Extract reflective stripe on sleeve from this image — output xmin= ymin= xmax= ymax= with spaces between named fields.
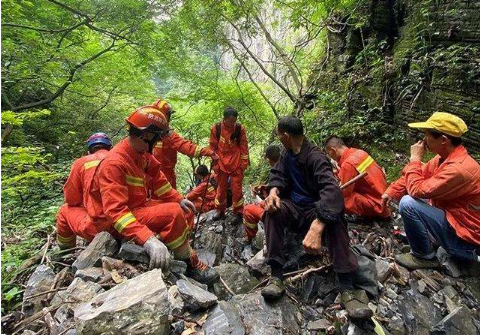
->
xmin=84 ymin=160 xmax=101 ymax=170
xmin=114 ymin=212 xmax=136 ymax=232
xmin=155 ymin=183 xmax=172 ymax=197
xmin=356 ymin=156 xmax=374 ymax=174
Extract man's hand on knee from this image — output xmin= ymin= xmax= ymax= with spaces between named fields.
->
xmin=303 ymin=219 xmax=325 ymax=255
xmin=264 ymin=188 xmax=281 ymax=213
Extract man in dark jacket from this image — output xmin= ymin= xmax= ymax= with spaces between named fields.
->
xmin=262 ymin=116 xmax=361 ymax=306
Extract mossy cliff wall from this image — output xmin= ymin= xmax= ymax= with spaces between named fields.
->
xmin=312 ymin=0 xmax=480 ymax=155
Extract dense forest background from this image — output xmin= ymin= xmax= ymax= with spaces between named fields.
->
xmin=2 ymin=0 xmax=479 ymax=312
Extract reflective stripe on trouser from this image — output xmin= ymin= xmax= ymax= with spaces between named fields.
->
xmin=243 ymin=203 xmax=265 ymax=239
xmin=132 ymin=201 xmax=190 ymax=250
xmin=56 ymin=204 xmax=98 ymax=248
xmin=161 ymin=168 xmax=177 ymax=190
xmin=215 ymin=169 xmax=244 ymax=214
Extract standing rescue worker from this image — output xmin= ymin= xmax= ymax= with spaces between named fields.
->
xmin=209 ymin=107 xmax=249 ymax=222
xmin=324 ymin=136 xmax=390 ymax=219
xmin=152 ymin=99 xmax=216 ymax=189
xmin=382 ymin=112 xmax=480 ymax=269
xmin=243 ymin=144 xmax=281 ymax=242
xmin=96 ymin=105 xmax=219 ymax=284
xmin=56 ymin=133 xmax=112 ymax=249
xmin=186 ymin=165 xmax=217 ymax=213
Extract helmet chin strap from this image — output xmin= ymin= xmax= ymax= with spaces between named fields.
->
xmin=139 ymin=133 xmax=161 ymax=154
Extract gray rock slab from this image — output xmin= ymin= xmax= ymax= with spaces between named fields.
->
xmin=307 ymin=318 xmax=331 ymax=331
xmin=203 ymin=301 xmax=245 ymax=335
xmin=431 ymin=305 xmax=478 ymax=335
xmin=74 ymin=269 xmax=170 ymax=335
xmin=74 ymin=267 xmax=104 ymax=283
xmin=72 ymin=232 xmax=118 ymax=272
xmin=398 ymin=289 xmax=442 ymax=335
xmin=22 ymin=265 xmax=55 ymax=317
xmin=231 ymin=292 xmax=302 ymax=335
xmin=167 ymin=285 xmax=185 ymax=315
xmin=213 ymin=263 xmax=259 ymax=300
xmin=177 ymin=279 xmax=217 ymax=311
xmin=375 ymin=258 xmax=391 ymax=283
xmin=246 ymin=249 xmax=270 ymax=276
xmin=117 ymin=242 xmax=149 ymax=264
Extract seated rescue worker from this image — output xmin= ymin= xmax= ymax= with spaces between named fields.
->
xmin=261 ymin=117 xmax=372 ymax=320
xmin=324 ymin=136 xmax=390 ymax=219
xmin=382 ymin=112 xmax=480 ymax=269
xmin=152 ymin=98 xmax=217 ymax=189
xmin=243 ymin=144 xmax=281 ymax=242
xmin=186 ymin=164 xmax=217 ymax=213
xmin=96 ymin=105 xmax=219 ymax=284
xmin=56 ymin=132 xmax=112 ymax=249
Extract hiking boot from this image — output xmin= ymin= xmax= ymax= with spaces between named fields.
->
xmin=341 ymin=289 xmax=373 ymax=321
xmin=395 ymin=253 xmax=439 ymax=270
xmin=212 ymin=210 xmax=226 ymax=221
xmin=261 ymin=277 xmax=286 ymax=301
xmin=186 ymin=250 xmax=219 ymax=285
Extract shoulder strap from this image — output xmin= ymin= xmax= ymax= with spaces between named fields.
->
xmin=231 ymin=123 xmax=241 ymax=145
xmin=215 ymin=123 xmax=221 ymax=141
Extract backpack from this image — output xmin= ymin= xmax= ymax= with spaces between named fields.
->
xmin=215 ymin=122 xmax=242 ymax=145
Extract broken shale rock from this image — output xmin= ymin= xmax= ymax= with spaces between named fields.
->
xmin=74 ymin=269 xmax=170 ymax=335
xmin=176 ymin=279 xmax=218 ymax=311
xmin=231 ymin=292 xmax=302 ymax=335
xmin=213 ymin=263 xmax=259 ymax=299
xmin=72 ymin=232 xmax=118 ymax=273
xmin=117 ymin=242 xmax=149 ymax=264
xmin=22 ymin=265 xmax=56 ymax=317
xmin=398 ymin=289 xmax=442 ymax=335
xmin=431 ymin=305 xmax=479 ymax=335
xmin=203 ymin=301 xmax=245 ymax=335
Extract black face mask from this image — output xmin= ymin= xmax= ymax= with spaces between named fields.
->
xmin=140 ymin=129 xmax=170 ymax=154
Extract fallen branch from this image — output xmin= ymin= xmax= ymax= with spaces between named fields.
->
xmin=40 ymin=234 xmax=52 ymax=265
xmin=23 ymin=287 xmax=68 ymax=300
xmin=219 ymin=276 xmax=236 ymax=296
xmin=286 ymin=264 xmax=332 ymax=283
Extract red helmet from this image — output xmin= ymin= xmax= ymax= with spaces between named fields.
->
xmin=125 ymin=105 xmax=169 ymax=131
xmin=152 ymin=99 xmax=173 ymax=115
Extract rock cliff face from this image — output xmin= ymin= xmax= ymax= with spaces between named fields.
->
xmin=312 ymin=0 xmax=480 ymax=155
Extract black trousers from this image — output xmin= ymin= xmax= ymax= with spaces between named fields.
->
xmin=263 ymin=199 xmax=359 ymax=273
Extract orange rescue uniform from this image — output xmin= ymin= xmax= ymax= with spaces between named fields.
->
xmin=386 ymin=145 xmax=480 ymax=245
xmin=96 ymin=138 xmax=193 ymax=249
xmin=186 ymin=173 xmax=217 ymax=213
xmin=56 ymin=149 xmax=109 ymax=248
xmin=209 ymin=122 xmax=249 ymax=215
xmin=243 ymin=201 xmax=265 ymax=240
xmin=153 ymin=131 xmax=213 ymax=189
xmin=338 ymin=147 xmax=390 ymax=218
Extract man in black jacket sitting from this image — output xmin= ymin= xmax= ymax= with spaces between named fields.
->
xmin=262 ymin=117 xmax=367 ymax=317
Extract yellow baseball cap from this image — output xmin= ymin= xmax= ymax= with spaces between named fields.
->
xmin=408 ymin=112 xmax=468 ymax=137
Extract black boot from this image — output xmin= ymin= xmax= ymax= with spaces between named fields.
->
xmin=261 ymin=277 xmax=286 ymax=301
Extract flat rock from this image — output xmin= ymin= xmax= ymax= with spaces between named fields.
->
xmin=375 ymin=258 xmax=391 ymax=283
xmin=213 ymin=263 xmax=259 ymax=300
xmin=74 ymin=267 xmax=104 ymax=283
xmin=177 ymin=279 xmax=218 ymax=311
xmin=167 ymin=285 xmax=185 ymax=315
xmin=170 ymin=260 xmax=187 ymax=276
xmin=307 ymin=318 xmax=331 ymax=331
xmin=52 ymin=278 xmax=104 ymax=331
xmin=203 ymin=301 xmax=245 ymax=335
xmin=398 ymin=289 xmax=442 ymax=335
xmin=22 ymin=265 xmax=55 ymax=317
xmin=431 ymin=305 xmax=478 ymax=335
xmin=251 ymin=225 xmax=265 ymax=251
xmin=231 ymin=292 xmax=302 ymax=335
xmin=72 ymin=232 xmax=118 ymax=273
xmin=117 ymin=242 xmax=149 ymax=264
xmin=246 ymin=250 xmax=270 ymax=276
xmin=74 ymin=269 xmax=170 ymax=335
